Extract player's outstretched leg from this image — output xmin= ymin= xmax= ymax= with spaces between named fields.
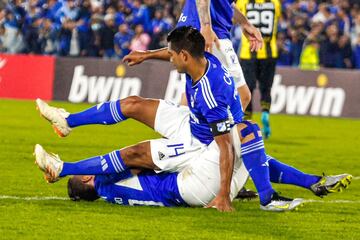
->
xmin=36 ymin=96 xmax=159 ymax=137
xmin=237 ymin=120 xmax=303 ymax=211
xmin=266 ymin=155 xmax=352 ymax=197
xmin=34 ymin=142 xmax=156 ymax=183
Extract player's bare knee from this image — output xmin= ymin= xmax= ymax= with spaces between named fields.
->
xmin=121 ymin=143 xmax=153 ymax=168
xmin=120 ymin=96 xmax=145 ymax=117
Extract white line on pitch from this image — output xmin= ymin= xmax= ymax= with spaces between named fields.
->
xmin=304 ymin=199 xmax=360 ymax=204
xmin=0 ymin=195 xmax=68 ymax=201
xmin=353 ymin=176 xmax=360 ymax=180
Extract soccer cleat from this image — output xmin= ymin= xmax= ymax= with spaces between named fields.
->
xmin=34 ymin=144 xmax=63 ymax=183
xmin=261 ymin=111 xmax=271 ymax=139
xmin=236 ymin=187 xmax=258 ymax=200
xmin=310 ymin=173 xmax=353 ymax=197
xmin=260 ymin=192 xmax=303 ymax=212
xmin=36 ymin=98 xmax=71 ymax=137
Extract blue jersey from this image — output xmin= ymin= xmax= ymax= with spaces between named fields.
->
xmin=185 ymin=52 xmax=243 ymax=145
xmin=94 ymin=170 xmax=187 ymax=207
xmin=176 ymin=0 xmax=234 ymax=39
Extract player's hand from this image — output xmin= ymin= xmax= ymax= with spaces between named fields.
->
xmin=242 ymin=23 xmax=263 ymax=52
xmin=201 ymin=24 xmax=220 ymax=53
xmin=122 ymin=50 xmax=147 ymax=66
xmin=205 ymin=194 xmax=235 ymax=212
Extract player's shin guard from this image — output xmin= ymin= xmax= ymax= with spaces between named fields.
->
xmin=59 ymin=150 xmax=127 ymax=176
xmin=66 ymin=100 xmax=127 ymax=128
xmin=241 ymin=138 xmax=275 ymax=205
xmin=267 ymin=155 xmax=321 ymax=189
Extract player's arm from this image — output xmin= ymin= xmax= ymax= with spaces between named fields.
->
xmin=195 ymin=0 xmax=220 ymax=52
xmin=232 ymin=3 xmax=263 ymax=52
xmin=122 ymin=47 xmax=170 ymax=66
xmin=206 ymin=122 xmax=235 ymax=212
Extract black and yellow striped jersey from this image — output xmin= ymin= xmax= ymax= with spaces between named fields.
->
xmin=236 ymin=0 xmax=281 ymax=59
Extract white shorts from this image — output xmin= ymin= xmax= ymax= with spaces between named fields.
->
xmin=176 ymin=140 xmax=249 ymax=206
xmin=212 ymin=38 xmax=247 ymax=88
xmin=151 ymin=100 xmax=206 ymax=172
xmin=151 ymin=100 xmax=249 ymax=206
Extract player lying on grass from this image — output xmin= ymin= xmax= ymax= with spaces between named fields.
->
xmin=35 ymin=26 xmax=351 ymax=212
xmin=34 ymin=146 xmax=352 ymax=209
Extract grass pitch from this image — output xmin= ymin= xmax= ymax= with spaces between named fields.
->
xmin=0 ymin=99 xmax=359 ymax=239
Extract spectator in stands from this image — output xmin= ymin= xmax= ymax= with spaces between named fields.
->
xmin=277 ymin=32 xmax=292 ymax=66
xmin=128 ymin=0 xmax=151 ymax=33
xmin=149 ymin=8 xmax=171 ymax=49
xmin=42 ymin=0 xmax=63 ymax=25
xmin=99 ymin=13 xmax=116 ymax=58
xmin=24 ymin=14 xmax=42 ymax=54
xmin=58 ymin=18 xmax=75 ymax=56
xmin=58 ymin=0 xmax=80 ymax=21
xmin=3 ymin=10 xmax=24 ymax=53
xmin=336 ymin=7 xmax=351 ymax=36
xmin=312 ymin=3 xmax=334 ymax=25
xmin=299 ymin=38 xmax=320 ymax=70
xmin=351 ymin=12 xmax=360 ymax=47
xmin=0 ymin=24 xmax=6 ymax=52
xmin=320 ymin=24 xmax=341 ymax=68
xmin=39 ymin=17 xmax=58 ymax=55
xmin=129 ymin=24 xmax=150 ymax=51
xmin=114 ymin=23 xmax=133 ymax=59
xmin=84 ymin=13 xmax=102 ymax=57
xmin=354 ymin=35 xmax=360 ymax=69
xmin=288 ymin=29 xmax=303 ymax=66
xmin=338 ymin=35 xmax=353 ymax=69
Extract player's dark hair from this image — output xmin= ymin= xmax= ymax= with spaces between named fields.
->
xmin=167 ymin=26 xmax=205 ymax=58
xmin=67 ymin=177 xmax=99 ymax=201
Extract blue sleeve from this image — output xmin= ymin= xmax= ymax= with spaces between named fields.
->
xmin=198 ymin=78 xmax=230 ymax=123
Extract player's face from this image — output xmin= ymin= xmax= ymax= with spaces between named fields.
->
xmin=168 ymin=43 xmax=187 ymax=73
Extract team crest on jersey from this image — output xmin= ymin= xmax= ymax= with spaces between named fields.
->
xmin=216 ymin=120 xmax=230 ymax=132
xmin=217 ymin=122 xmax=228 ymax=132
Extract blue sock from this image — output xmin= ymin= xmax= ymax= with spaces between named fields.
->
xmin=59 ymin=150 xmax=127 ymax=177
xmin=241 ymin=139 xmax=275 ymax=206
xmin=66 ymin=101 xmax=127 ymax=128
xmin=267 ymin=155 xmax=321 ymax=189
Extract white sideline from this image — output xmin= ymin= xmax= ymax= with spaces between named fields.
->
xmin=303 ymin=199 xmax=360 ymax=204
xmin=0 ymin=195 xmax=68 ymax=201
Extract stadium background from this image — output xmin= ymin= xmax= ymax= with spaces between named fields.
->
xmin=0 ymin=0 xmax=359 ymax=239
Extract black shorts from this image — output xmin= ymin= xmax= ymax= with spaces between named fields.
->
xmin=240 ymin=58 xmax=277 ymax=92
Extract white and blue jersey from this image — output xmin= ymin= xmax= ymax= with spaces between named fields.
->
xmin=94 ymin=170 xmax=188 ymax=207
xmin=176 ymin=0 xmax=234 ymax=39
xmin=185 ymin=52 xmax=243 ymax=145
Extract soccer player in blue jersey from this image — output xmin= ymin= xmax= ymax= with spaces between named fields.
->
xmin=123 ymin=0 xmax=262 ymax=110
xmin=35 ymin=27 xmax=351 ymax=211
xmin=34 ymin=147 xmax=352 ymax=208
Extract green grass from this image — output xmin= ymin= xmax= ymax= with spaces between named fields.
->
xmin=0 ymin=99 xmax=359 ymax=239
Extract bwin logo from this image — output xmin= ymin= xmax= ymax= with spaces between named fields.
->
xmin=68 ymin=65 xmax=142 ymax=103
xmin=270 ymin=74 xmax=345 ymax=117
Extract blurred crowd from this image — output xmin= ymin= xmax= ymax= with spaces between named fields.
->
xmin=0 ymin=0 xmax=180 ymax=58
xmin=0 ymin=0 xmax=360 ymax=69
xmin=276 ymin=0 xmax=360 ymax=69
